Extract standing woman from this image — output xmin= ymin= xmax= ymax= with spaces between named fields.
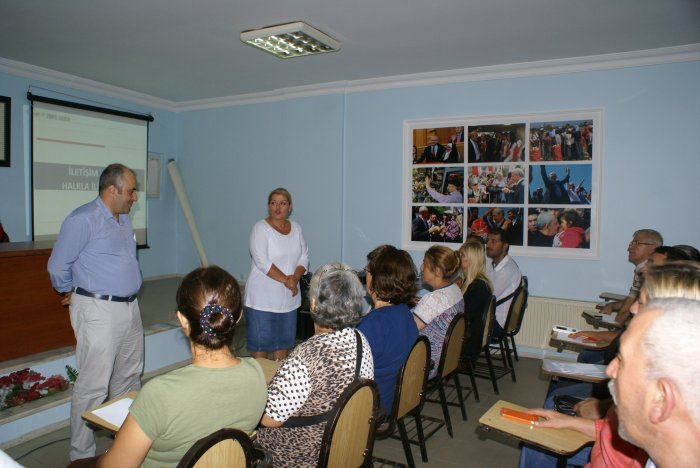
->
xmin=458 ymin=242 xmax=493 ymax=358
xmin=245 ymin=188 xmax=309 ymax=361
xmin=413 ymin=246 xmax=464 ymax=378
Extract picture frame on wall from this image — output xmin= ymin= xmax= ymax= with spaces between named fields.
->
xmin=0 ymin=96 xmax=9 ymax=167
xmin=403 ymin=109 xmax=602 ymax=259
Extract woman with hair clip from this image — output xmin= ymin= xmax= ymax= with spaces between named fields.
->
xmin=257 ymin=263 xmax=374 ymax=468
xmin=93 ymin=266 xmax=267 ymax=468
xmin=413 ymin=245 xmax=464 ymax=379
xmin=457 ymin=241 xmax=493 ymax=358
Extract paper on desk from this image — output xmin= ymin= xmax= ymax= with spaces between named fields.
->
xmin=600 ymin=314 xmax=618 ymax=324
xmin=92 ymin=398 xmax=133 ymax=429
xmin=542 ymin=360 xmax=608 ymax=379
xmin=553 ymin=331 xmax=589 ymax=343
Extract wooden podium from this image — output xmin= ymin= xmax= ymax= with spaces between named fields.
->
xmin=0 ymin=242 xmax=75 ymax=361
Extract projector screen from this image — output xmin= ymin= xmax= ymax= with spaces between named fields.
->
xmin=29 ymin=94 xmax=152 ymax=245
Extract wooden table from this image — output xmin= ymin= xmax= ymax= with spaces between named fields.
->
xmin=479 ymin=400 xmax=594 ymax=468
xmin=582 ymin=311 xmax=622 ymax=330
xmin=549 ymin=330 xmax=610 ymax=353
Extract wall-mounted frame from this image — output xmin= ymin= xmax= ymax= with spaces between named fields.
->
xmin=403 ymin=109 xmax=602 ymax=259
xmin=0 ymin=96 xmax=10 ymax=167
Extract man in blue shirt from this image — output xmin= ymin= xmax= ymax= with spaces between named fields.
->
xmin=48 ymin=163 xmax=143 ymax=461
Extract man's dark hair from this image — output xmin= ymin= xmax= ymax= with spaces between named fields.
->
xmin=487 ymin=227 xmax=509 ymax=244
xmin=99 ymin=163 xmax=132 ymax=193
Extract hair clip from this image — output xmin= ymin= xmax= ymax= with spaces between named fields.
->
xmin=199 ymin=303 xmax=233 ymax=337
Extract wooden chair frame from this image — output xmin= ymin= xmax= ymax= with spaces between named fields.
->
xmin=373 ymin=336 xmax=431 ymax=468
xmin=177 ymin=428 xmax=260 ymax=468
xmin=425 ymin=313 xmax=468 ymax=438
xmin=317 ymin=378 xmax=379 ymax=468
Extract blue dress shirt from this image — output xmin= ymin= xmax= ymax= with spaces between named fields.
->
xmin=48 ymin=197 xmax=142 ymax=297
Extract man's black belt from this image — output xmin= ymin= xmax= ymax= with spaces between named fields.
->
xmin=74 ymin=287 xmax=137 ymax=303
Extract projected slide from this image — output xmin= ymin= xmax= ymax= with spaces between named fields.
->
xmin=31 ymin=99 xmax=149 ymax=244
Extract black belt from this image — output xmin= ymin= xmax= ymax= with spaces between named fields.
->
xmin=74 ymin=287 xmax=137 ymax=303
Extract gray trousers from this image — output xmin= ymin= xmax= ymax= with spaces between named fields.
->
xmin=69 ymin=295 xmax=144 ymax=460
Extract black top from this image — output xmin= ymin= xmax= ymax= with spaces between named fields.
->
xmin=462 ymin=278 xmax=493 ymax=357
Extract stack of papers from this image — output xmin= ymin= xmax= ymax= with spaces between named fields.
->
xmin=92 ymin=397 xmax=133 ymax=429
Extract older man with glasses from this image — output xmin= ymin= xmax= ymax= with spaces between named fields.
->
xmin=601 ymin=229 xmax=663 ymax=324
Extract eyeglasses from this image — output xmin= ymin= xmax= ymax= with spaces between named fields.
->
xmin=629 ymin=240 xmax=657 ymax=246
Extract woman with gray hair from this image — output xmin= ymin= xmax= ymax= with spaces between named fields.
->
xmin=256 ymin=263 xmax=374 ymax=468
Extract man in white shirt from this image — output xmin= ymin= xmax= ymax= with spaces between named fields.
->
xmin=606 ymin=298 xmax=700 ymax=468
xmin=485 ymin=227 xmax=522 ymax=336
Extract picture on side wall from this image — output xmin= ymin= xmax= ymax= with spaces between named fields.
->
xmin=529 ymin=164 xmax=592 ymax=205
xmin=529 ymin=119 xmax=593 ymax=162
xmin=526 ymin=207 xmax=591 ymax=249
xmin=466 ymin=165 xmax=526 ymax=205
xmin=404 ymin=110 xmax=601 ymax=258
xmin=413 ymin=127 xmax=465 ymax=164
xmin=466 ymin=123 xmax=526 ymax=163
xmin=467 ymin=206 xmax=524 ymax=246
xmin=411 ymin=206 xmax=464 ymax=244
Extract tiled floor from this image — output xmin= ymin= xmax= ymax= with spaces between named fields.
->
xmin=6 ymin=357 xmax=550 ymax=467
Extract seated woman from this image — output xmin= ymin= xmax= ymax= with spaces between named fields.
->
xmin=358 ymin=245 xmax=419 ymax=415
xmin=256 ymin=263 xmax=374 ymax=468
xmin=457 ymin=241 xmax=493 ymax=358
xmin=97 ymin=266 xmax=267 ymax=467
xmin=413 ymin=246 xmax=464 ymax=379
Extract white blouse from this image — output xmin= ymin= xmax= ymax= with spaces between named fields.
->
xmin=244 ymin=219 xmax=309 ymax=313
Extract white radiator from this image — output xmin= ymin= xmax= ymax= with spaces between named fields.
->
xmin=514 ymin=296 xmax=598 ymax=358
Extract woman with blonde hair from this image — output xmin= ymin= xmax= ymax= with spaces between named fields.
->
xmin=413 ymin=245 xmax=464 ymax=378
xmin=458 ymin=241 xmax=494 ymax=358
xmin=244 ymin=187 xmax=309 ymax=361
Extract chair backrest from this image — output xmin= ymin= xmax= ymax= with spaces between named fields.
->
xmin=394 ymin=336 xmax=431 ymax=420
xmin=317 ymin=378 xmax=379 ymax=468
xmin=436 ymin=313 xmax=466 ymax=379
xmin=177 ymin=428 xmax=256 ymax=468
xmin=504 ymin=278 xmax=529 ymax=335
xmin=480 ymin=296 xmax=497 ymax=351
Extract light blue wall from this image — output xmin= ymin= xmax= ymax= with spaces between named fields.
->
xmin=178 ymin=60 xmax=700 ymax=301
xmin=341 ymin=62 xmax=700 ymax=300
xmin=176 ymin=94 xmax=345 ymax=276
xmin=2 ymin=59 xmax=699 ymax=301
xmin=0 ymin=71 xmax=179 ymax=278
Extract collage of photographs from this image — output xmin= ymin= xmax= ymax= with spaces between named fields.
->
xmin=409 ymin=116 xmax=596 ymax=254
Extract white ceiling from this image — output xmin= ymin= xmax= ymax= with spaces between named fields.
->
xmin=1 ymin=0 xmax=699 ymax=103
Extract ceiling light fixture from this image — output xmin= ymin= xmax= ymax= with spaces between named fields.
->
xmin=240 ymin=21 xmax=340 ymax=59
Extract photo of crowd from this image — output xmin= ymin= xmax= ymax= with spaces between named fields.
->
xmin=465 ymin=124 xmax=526 ymax=163
xmin=529 ymin=164 xmax=592 ymax=205
xmin=411 ymin=206 xmax=464 ymax=243
xmin=526 ymin=207 xmax=591 ymax=249
xmin=466 ymin=207 xmax=525 ymax=246
xmin=529 ymin=120 xmax=593 ymax=162
xmin=466 ymin=165 xmax=526 ymax=204
xmin=412 ymin=167 xmax=464 ymax=203
xmin=412 ymin=126 xmax=465 ymax=164
xmin=407 ymin=112 xmax=599 ymax=254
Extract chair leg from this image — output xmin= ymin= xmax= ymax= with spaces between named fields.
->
xmin=465 ymin=361 xmax=480 ymax=402
xmin=437 ymin=380 xmax=453 ymax=437
xmin=502 ymin=338 xmax=517 ymax=382
xmin=413 ymin=413 xmax=428 ymax=463
xmin=397 ymin=419 xmax=416 ymax=468
xmin=485 ymin=349 xmax=499 ymax=394
xmin=452 ymin=373 xmax=467 ymax=421
xmin=510 ymin=334 xmax=519 ymax=361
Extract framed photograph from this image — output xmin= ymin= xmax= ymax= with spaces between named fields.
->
xmin=403 ymin=110 xmax=602 ymax=258
xmin=0 ymin=96 xmax=9 ymax=167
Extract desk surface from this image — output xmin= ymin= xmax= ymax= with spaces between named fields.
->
xmin=582 ymin=311 xmax=622 ymax=330
xmin=549 ymin=330 xmax=610 ymax=353
xmin=541 ymin=359 xmax=608 ymax=383
xmin=479 ymin=400 xmax=594 ymax=455
xmin=82 ymin=358 xmax=280 ymax=433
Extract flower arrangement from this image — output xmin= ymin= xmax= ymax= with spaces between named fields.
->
xmin=0 ymin=368 xmax=69 ymax=410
